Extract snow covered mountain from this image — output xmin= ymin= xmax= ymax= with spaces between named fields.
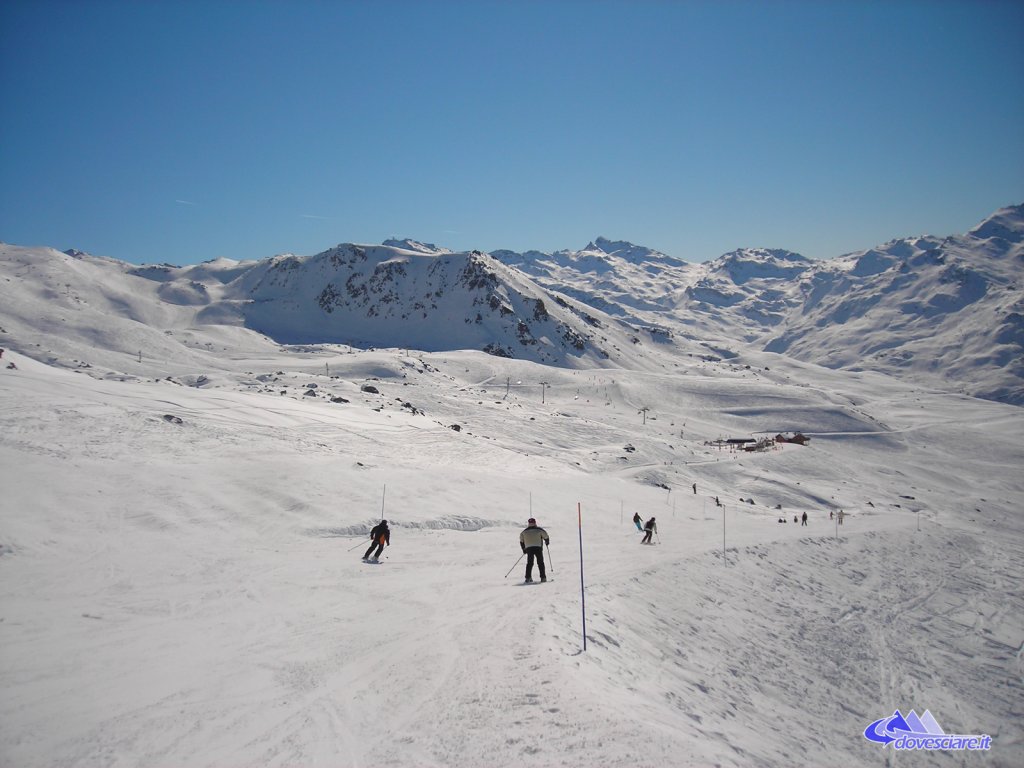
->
xmin=763 ymin=210 xmax=1024 ymax=404
xmin=491 ymin=206 xmax=1024 ymax=404
xmin=226 ymin=244 xmax=626 ymax=365
xmin=0 ymin=241 xmax=678 ymax=378
xmin=491 ymin=237 xmax=694 ymax=322
xmin=1 ymin=205 xmax=1021 ymax=402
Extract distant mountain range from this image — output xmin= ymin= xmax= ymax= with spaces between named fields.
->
xmin=1 ymin=204 xmax=1021 ymax=403
xmin=489 ymin=205 xmax=1024 ymax=404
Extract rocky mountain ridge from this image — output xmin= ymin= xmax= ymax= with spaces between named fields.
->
xmin=0 ymin=240 xmax=666 ymax=377
xmin=1 ymin=204 xmax=1021 ymax=403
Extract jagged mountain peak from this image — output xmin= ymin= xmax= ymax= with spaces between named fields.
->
xmin=712 ymin=249 xmax=815 ymax=270
xmin=714 ymin=247 xmax=811 ymax=266
xmin=585 ymin=237 xmax=637 ymax=253
xmin=582 ymin=237 xmax=675 ymax=264
xmin=139 ymin=240 xmax=639 ymax=367
xmin=705 ymin=247 xmax=812 ymax=285
xmin=967 ymin=203 xmax=1024 ymax=244
xmin=381 ymin=238 xmax=452 ymax=255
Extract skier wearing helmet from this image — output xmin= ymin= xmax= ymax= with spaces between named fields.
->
xmin=519 ymin=518 xmax=550 ymax=583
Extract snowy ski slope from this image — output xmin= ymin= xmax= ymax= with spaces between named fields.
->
xmin=2 ymin=342 xmax=1021 ymax=767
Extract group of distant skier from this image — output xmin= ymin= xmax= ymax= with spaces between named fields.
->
xmin=779 ymin=511 xmax=810 ymax=525
xmin=357 ymin=511 xmax=656 ymax=583
xmin=359 ymin=516 xmax=554 ymax=582
xmin=357 ymin=494 xmax=836 ymax=582
xmin=632 ymin=511 xmax=658 ymax=544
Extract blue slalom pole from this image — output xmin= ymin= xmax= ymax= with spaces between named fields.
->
xmin=578 ymin=502 xmax=587 ymax=652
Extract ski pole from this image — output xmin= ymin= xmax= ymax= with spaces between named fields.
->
xmin=347 ymin=539 xmax=369 ymax=552
xmin=504 ymin=552 xmax=525 ymax=578
xmin=545 ymin=541 xmax=554 ymax=573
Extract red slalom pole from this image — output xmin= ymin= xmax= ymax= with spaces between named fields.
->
xmin=578 ymin=502 xmax=587 ymax=652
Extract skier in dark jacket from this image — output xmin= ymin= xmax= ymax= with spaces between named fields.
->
xmin=642 ymin=517 xmax=657 ymax=544
xmin=519 ymin=518 xmax=550 ymax=583
xmin=363 ymin=519 xmax=390 ymax=562
xmin=632 ymin=511 xmax=643 ymax=532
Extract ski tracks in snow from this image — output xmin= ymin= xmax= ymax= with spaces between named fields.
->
xmin=529 ymin=523 xmax=1024 ymax=768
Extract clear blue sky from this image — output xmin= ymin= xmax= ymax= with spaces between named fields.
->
xmin=2 ymin=0 xmax=1022 ymax=265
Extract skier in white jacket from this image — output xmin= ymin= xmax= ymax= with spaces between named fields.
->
xmin=519 ymin=518 xmax=550 ymax=583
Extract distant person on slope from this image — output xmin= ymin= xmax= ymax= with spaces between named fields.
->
xmin=632 ymin=512 xmax=643 ymax=532
xmin=801 ymin=511 xmax=808 ymax=526
xmin=363 ymin=519 xmax=390 ymax=562
xmin=519 ymin=518 xmax=550 ymax=583
xmin=642 ymin=517 xmax=657 ymax=544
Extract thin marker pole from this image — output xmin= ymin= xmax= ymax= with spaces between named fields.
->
xmin=578 ymin=502 xmax=587 ymax=652
xmin=722 ymin=504 xmax=726 ymax=565
xmin=381 ymin=484 xmax=387 ymax=519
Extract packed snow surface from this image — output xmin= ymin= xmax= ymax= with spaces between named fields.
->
xmin=1 ymin=340 xmax=1022 ymax=767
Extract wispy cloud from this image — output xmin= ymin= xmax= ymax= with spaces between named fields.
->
xmin=175 ymin=199 xmax=198 ymax=206
xmin=300 ymin=214 xmax=329 ymax=220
